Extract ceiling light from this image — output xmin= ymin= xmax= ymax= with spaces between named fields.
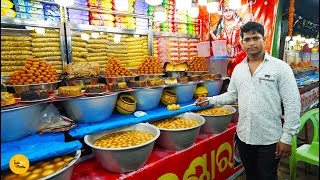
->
xmin=114 ymin=34 xmax=121 ymax=43
xmin=91 ymin=32 xmax=99 ymax=38
xmin=35 ymin=28 xmax=45 ymax=34
xmin=81 ymin=33 xmax=90 ymax=40
xmin=25 ymin=26 xmax=35 ymax=30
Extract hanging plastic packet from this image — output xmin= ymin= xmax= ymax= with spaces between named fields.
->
xmin=34 ymin=104 xmax=76 ymax=134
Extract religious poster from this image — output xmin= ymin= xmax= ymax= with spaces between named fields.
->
xmin=199 ymin=0 xmax=280 ymax=76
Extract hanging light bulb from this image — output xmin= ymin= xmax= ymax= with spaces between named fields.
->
xmin=154 ymin=6 xmax=166 ymax=22
xmin=25 ymin=26 xmax=35 ymax=30
xmin=188 ymin=3 xmax=199 ymax=18
xmin=176 ymin=0 xmax=192 ymax=12
xmin=228 ymin=0 xmax=242 ymax=10
xmin=91 ymin=32 xmax=99 ymax=38
xmin=285 ymin=36 xmax=291 ymax=42
xmin=145 ymin=0 xmax=163 ymax=6
xmin=308 ymin=44 xmax=314 ymax=48
xmin=207 ymin=0 xmax=219 ymax=13
xmin=114 ymin=34 xmax=121 ymax=43
xmin=54 ymin=0 xmax=74 ymax=7
xmin=35 ymin=28 xmax=45 ymax=34
xmin=115 ymin=0 xmax=128 ymax=11
xmin=198 ymin=0 xmax=207 ymax=6
xmin=310 ymin=38 xmax=315 ymax=43
xmin=81 ymin=33 xmax=90 ymax=40
xmin=134 ymin=35 xmax=140 ymax=38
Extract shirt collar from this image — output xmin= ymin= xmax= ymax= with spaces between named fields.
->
xmin=243 ymin=51 xmax=270 ymax=64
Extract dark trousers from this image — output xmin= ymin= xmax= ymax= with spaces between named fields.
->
xmin=235 ymin=134 xmax=280 ymax=180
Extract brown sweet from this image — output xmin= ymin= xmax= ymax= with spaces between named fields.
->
xmin=62 ymin=62 xmax=100 ymax=79
xmin=187 ymin=57 xmax=208 ymax=71
xmin=8 ymin=58 xmax=59 ymax=85
xmin=104 ymin=57 xmax=135 ymax=77
xmin=136 ymin=56 xmax=163 ymax=74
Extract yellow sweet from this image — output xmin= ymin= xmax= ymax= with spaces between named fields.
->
xmin=152 ymin=118 xmax=200 ymax=129
xmin=167 ymin=104 xmax=180 ymax=111
xmin=197 ymin=107 xmax=232 ymax=115
xmin=93 ymin=130 xmax=154 ymax=148
xmin=2 ymin=155 xmax=74 ymax=180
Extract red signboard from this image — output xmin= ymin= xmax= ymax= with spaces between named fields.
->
xmin=300 ymin=86 xmax=319 ymax=113
xmin=72 ymin=123 xmax=243 ymax=180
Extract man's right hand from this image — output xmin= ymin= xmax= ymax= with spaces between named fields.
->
xmin=195 ymin=97 xmax=209 ymax=107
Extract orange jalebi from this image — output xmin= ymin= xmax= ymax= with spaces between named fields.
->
xmin=288 ymin=0 xmax=295 ymax=37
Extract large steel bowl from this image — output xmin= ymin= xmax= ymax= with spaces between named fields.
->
xmin=129 ymin=87 xmax=164 ymax=111
xmin=7 ymin=81 xmax=60 ymax=95
xmin=41 ymin=150 xmax=81 ymax=180
xmin=152 ymin=112 xmax=205 ymax=150
xmin=200 ymin=79 xmax=223 ymax=96
xmin=198 ymin=105 xmax=236 ymax=134
xmin=169 ymin=82 xmax=197 ymax=104
xmin=231 ymin=104 xmax=239 ymax=122
xmin=64 ymin=77 xmax=100 ymax=89
xmin=62 ymin=92 xmax=118 ymax=124
xmin=1 ymin=103 xmax=47 ymax=142
xmin=84 ymin=123 xmax=160 ymax=173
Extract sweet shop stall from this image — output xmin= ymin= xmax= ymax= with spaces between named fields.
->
xmin=280 ymin=0 xmax=319 ymax=114
xmin=0 ymin=0 xmax=301 ymax=179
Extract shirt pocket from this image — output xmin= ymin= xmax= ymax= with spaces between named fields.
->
xmin=257 ymin=77 xmax=278 ymax=90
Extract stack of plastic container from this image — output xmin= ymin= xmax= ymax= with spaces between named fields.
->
xmin=88 ymin=0 xmax=114 ymax=26
xmin=135 ymin=0 xmax=148 ymax=31
xmin=134 ymin=0 xmax=148 ymax=15
xmin=188 ymin=39 xmax=198 ymax=58
xmin=43 ymin=3 xmax=60 ymax=22
xmin=68 ymin=0 xmax=89 ymax=25
xmin=1 ymin=0 xmax=16 ymax=18
xmin=157 ymin=37 xmax=169 ymax=64
xmin=13 ymin=0 xmax=44 ymax=20
xmin=174 ymin=10 xmax=187 ymax=34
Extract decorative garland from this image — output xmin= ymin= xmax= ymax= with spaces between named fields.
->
xmin=288 ymin=0 xmax=294 ymax=36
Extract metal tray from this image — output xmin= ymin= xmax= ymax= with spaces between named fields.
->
xmin=186 ymin=71 xmax=209 ymax=75
xmin=138 ymin=74 xmax=164 ymax=81
xmin=19 ymin=96 xmax=53 ymax=103
xmin=1 ymin=100 xmax=20 ymax=107
xmin=104 ymin=75 xmax=138 ymax=83
xmin=7 ymin=81 xmax=60 ymax=95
